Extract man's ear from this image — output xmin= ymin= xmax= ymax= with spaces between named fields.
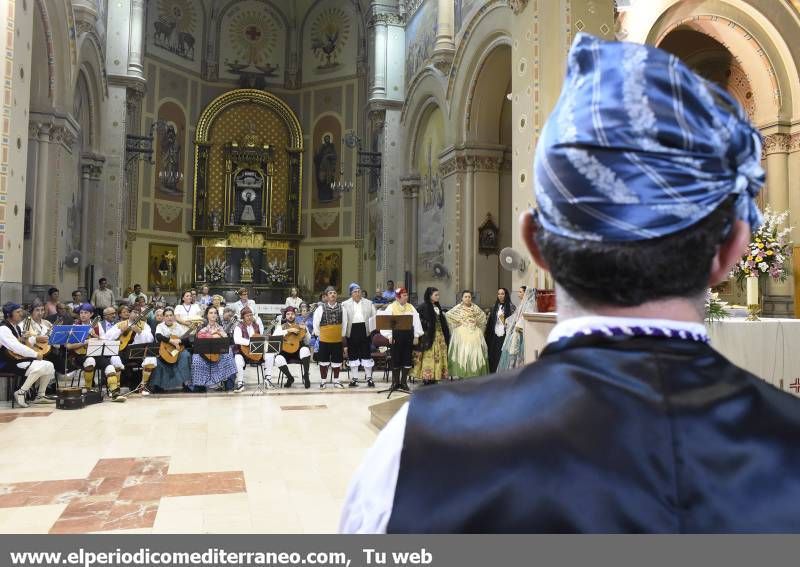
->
xmin=708 ymin=219 xmax=750 ymax=286
xmin=520 ymin=210 xmax=550 ymax=271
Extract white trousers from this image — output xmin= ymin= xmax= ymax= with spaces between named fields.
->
xmin=234 ymin=353 xmax=274 ymax=383
xmin=17 ymin=360 xmax=55 ymax=394
xmin=348 ymin=358 xmax=375 ymax=380
xmin=82 ymin=357 xmax=116 ymax=377
xmin=274 ymin=347 xmax=311 ymax=368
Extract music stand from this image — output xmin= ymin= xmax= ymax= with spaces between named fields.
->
xmin=375 ymin=314 xmax=413 ymax=399
xmin=86 ymin=339 xmax=120 ymax=395
xmin=50 ymin=325 xmax=90 ymax=391
xmin=193 ymin=338 xmax=231 ymax=357
xmin=251 ymin=337 xmax=282 ymax=395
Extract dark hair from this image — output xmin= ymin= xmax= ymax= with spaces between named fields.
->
xmin=535 ymin=197 xmax=736 ymax=307
xmin=133 ymin=283 xmax=141 ymax=289
xmin=48 ymin=287 xmax=59 ymax=296
xmin=163 ymin=307 xmax=175 ymax=315
xmin=72 ymin=290 xmax=81 ymax=297
xmin=461 ymin=289 xmax=473 ymax=298
xmin=496 ymin=288 xmax=511 ymax=305
xmin=423 ymin=287 xmax=439 ymax=304
xmin=520 ymin=285 xmax=527 ymax=292
xmin=99 ymin=278 xmax=107 ymax=284
xmin=387 ymin=280 xmax=394 ymax=286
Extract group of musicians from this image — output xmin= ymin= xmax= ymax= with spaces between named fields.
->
xmin=1 ymin=282 xmax=423 ymax=407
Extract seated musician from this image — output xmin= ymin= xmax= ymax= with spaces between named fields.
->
xmin=313 ymin=286 xmax=349 ymax=389
xmin=232 ymin=307 xmax=269 ymax=393
xmin=66 ymin=303 xmax=123 ymax=400
xmin=26 ymin=301 xmax=60 ymax=367
xmin=1 ymin=302 xmax=56 ymax=408
xmin=190 ymin=306 xmax=237 ymax=392
xmin=103 ymin=305 xmax=158 ymax=396
xmin=100 ymin=306 xmax=118 ymax=334
xmin=270 ymin=306 xmax=311 ymax=389
xmin=151 ymin=307 xmax=193 ymax=392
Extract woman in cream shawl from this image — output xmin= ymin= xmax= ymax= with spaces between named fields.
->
xmin=445 ymin=290 xmax=488 ymax=378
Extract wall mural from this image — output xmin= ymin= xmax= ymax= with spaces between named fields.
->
xmin=147 ymin=0 xmax=202 ymax=72
xmin=149 ymin=243 xmax=179 ymax=292
xmin=314 ymin=248 xmax=342 ymax=293
xmin=312 ymin=115 xmax=342 ymax=208
xmin=303 ymin=1 xmax=357 ymax=82
xmin=416 ymin=107 xmax=446 ymax=287
xmin=154 ymin=102 xmax=186 ymax=203
xmin=220 ymin=1 xmax=285 ymax=85
xmin=454 ymin=0 xmax=483 ymax=34
xmin=405 ymin=0 xmax=437 ymax=83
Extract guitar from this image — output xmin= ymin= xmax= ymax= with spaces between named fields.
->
xmin=280 ymin=324 xmax=307 ymax=354
xmin=158 ymin=321 xmax=200 ymax=364
xmin=72 ymin=317 xmax=102 ymax=356
xmin=202 ymin=315 xmax=239 ymax=363
xmin=240 ymin=326 xmax=263 ymax=363
xmin=32 ymin=317 xmax=62 ymax=358
xmin=117 ymin=306 xmax=154 ymax=351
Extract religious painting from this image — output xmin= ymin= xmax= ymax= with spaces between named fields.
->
xmin=310 ymin=7 xmax=351 ymax=71
xmin=154 ymin=102 xmax=186 ymax=201
xmin=312 ymin=116 xmax=342 ymax=207
xmin=220 ymin=0 xmax=285 ymax=85
xmin=149 ymin=243 xmax=179 ymax=292
xmin=147 ymin=0 xmax=202 ymax=72
xmin=303 ymin=1 xmax=357 ymax=81
xmin=313 ymin=249 xmax=342 ymax=293
xmin=405 ymin=0 xmax=437 ymax=82
xmin=416 ymin=107 xmax=446 ymax=287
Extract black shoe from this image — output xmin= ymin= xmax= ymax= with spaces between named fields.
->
xmin=284 ymin=377 xmax=294 ymax=388
xmin=303 ymin=376 xmax=310 ymax=389
xmin=367 ymin=379 xmax=375 ymax=388
xmin=349 ymin=379 xmax=358 ymax=388
xmin=397 ymin=383 xmax=411 ymax=392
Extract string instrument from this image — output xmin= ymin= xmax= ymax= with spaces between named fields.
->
xmin=73 ymin=317 xmax=102 ymax=356
xmin=158 ymin=320 xmax=201 ymax=364
xmin=199 ymin=315 xmax=237 ymax=363
xmin=32 ymin=317 xmax=62 ymax=357
xmin=6 ymin=317 xmax=35 ymax=360
xmin=280 ymin=323 xmax=307 ymax=354
xmin=117 ymin=305 xmax=154 ymax=351
xmin=240 ymin=323 xmax=264 ymax=363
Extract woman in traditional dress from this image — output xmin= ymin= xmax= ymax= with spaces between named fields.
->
xmin=445 ymin=290 xmax=488 ymax=378
xmin=485 ymin=288 xmax=516 ymax=373
xmin=413 ymin=287 xmax=450 ymax=384
xmin=151 ymin=307 xmax=193 ymax=392
xmin=497 ymin=287 xmax=537 ymax=371
xmin=190 ymin=306 xmax=238 ymax=391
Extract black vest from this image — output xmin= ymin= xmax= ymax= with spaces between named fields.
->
xmin=387 ymin=333 xmax=800 ymax=533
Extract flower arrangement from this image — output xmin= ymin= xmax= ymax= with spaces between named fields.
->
xmin=260 ymin=261 xmax=292 ymax=286
xmin=205 ymin=257 xmax=228 ymax=283
xmin=704 ymin=289 xmax=729 ymax=322
xmin=731 ymin=207 xmax=793 ymax=285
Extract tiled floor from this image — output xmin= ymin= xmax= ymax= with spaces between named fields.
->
xmin=0 ymin=366 xmax=398 ymax=533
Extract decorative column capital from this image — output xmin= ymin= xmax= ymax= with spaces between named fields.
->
xmin=762 ymin=133 xmax=792 ymax=156
xmin=401 ymin=174 xmax=422 ymax=198
xmin=369 ymin=12 xmax=404 ymax=28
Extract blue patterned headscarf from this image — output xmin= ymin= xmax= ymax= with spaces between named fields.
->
xmin=534 ymin=33 xmax=765 ymax=242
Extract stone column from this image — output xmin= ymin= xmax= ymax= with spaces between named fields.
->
xmin=401 ymin=174 xmax=421 ymax=288
xmin=127 ymin=0 xmax=145 ymax=81
xmin=763 ymin=133 xmax=792 ymax=303
xmin=370 ymin=14 xmax=388 ymax=99
xmin=787 ymin=133 xmax=800 ymax=317
xmin=33 ymin=124 xmax=52 ymax=284
xmin=80 ymin=163 xmax=92 ymax=280
xmin=463 ymin=158 xmax=476 ymax=291
xmin=433 ymin=0 xmax=455 ymax=62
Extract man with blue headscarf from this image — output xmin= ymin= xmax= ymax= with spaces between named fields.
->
xmin=339 ymin=33 xmax=800 ymax=533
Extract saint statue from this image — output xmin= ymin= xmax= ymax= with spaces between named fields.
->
xmin=240 ymin=249 xmax=254 ymax=284
xmin=314 ymin=134 xmax=337 ymax=203
xmin=240 ymin=188 xmax=257 ymax=223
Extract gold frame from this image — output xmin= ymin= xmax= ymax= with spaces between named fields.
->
xmin=193 ymin=89 xmax=304 ymax=232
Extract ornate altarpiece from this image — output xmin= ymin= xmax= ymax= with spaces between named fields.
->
xmin=190 ymin=90 xmax=303 ymax=299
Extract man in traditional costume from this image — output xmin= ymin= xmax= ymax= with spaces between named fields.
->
xmin=313 ymin=286 xmax=348 ymax=388
xmin=269 ymin=306 xmax=312 ymax=389
xmin=379 ymin=288 xmax=423 ymax=393
xmin=340 ymin=33 xmax=800 ymax=533
xmin=342 ymin=282 xmax=377 ymax=387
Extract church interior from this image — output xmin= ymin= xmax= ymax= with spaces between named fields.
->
xmin=0 ymin=0 xmax=799 ymax=534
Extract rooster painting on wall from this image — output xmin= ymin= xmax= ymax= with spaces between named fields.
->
xmin=310 ymin=7 xmax=350 ymax=71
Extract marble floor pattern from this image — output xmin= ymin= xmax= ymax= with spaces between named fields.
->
xmin=0 ymin=366 xmax=401 ymax=534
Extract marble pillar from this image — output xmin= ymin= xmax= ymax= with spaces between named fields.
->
xmin=127 ymin=0 xmax=145 ymax=81
xmin=433 ymin=0 xmax=456 ymax=60
xmin=33 ymin=124 xmax=52 ymax=284
xmin=401 ymin=175 xmax=421 ymax=289
xmin=370 ymin=16 xmax=388 ymax=99
xmin=463 ymin=159 xmax=476 ymax=291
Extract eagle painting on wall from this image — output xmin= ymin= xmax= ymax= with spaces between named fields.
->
xmin=310 ymin=7 xmax=351 ymax=71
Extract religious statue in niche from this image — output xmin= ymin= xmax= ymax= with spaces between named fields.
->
xmin=159 ymin=124 xmax=183 ymax=194
xmin=234 ymin=169 xmax=264 ymax=225
xmin=310 ymin=8 xmax=351 ymax=71
xmin=314 ymin=134 xmax=337 ymax=203
xmin=240 ymin=249 xmax=254 ymax=284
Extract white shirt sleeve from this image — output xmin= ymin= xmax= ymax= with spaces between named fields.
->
xmin=104 ymin=324 xmax=122 ymax=341
xmin=0 ymin=325 xmax=38 ymax=359
xmin=339 ymin=402 xmax=408 ymax=534
xmin=412 ymin=310 xmax=424 ymax=338
xmin=312 ymin=306 xmax=323 ymax=336
xmin=135 ymin=324 xmax=154 ymax=344
xmin=233 ymin=326 xmax=249 ymax=346
xmin=272 ymin=325 xmax=288 ymax=337
xmin=341 ymin=305 xmax=349 ymax=336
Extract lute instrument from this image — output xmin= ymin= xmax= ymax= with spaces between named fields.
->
xmin=31 ymin=317 xmax=62 ymax=357
xmin=280 ymin=323 xmax=307 ymax=354
xmin=117 ymin=305 xmax=154 ymax=351
xmin=6 ymin=317 xmax=36 ymax=361
xmin=158 ymin=321 xmax=201 ymax=364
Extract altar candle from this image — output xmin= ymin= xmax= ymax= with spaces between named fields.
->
xmin=746 ymin=276 xmax=759 ymax=306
